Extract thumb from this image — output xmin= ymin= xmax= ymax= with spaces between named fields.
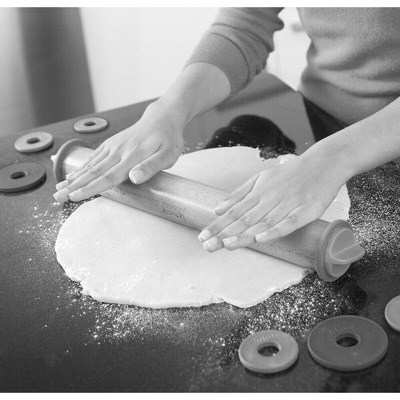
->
xmin=129 ymin=149 xmax=177 ymax=184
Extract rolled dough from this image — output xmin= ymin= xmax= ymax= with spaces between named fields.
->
xmin=55 ymin=147 xmax=350 ymax=308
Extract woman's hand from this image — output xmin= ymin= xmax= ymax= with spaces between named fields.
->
xmin=198 ymin=153 xmax=347 ymax=251
xmin=53 ymin=100 xmax=185 ymax=202
xmin=53 ymin=62 xmax=231 ymax=203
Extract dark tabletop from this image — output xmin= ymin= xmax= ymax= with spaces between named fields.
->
xmin=0 ymin=73 xmax=399 ymax=392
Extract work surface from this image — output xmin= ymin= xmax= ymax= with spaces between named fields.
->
xmin=1 ymin=74 xmax=399 ymax=392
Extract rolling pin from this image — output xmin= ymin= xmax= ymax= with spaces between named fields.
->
xmin=52 ymin=139 xmax=365 ymax=282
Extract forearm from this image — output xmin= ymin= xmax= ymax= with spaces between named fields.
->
xmin=148 ymin=62 xmax=231 ymax=128
xmin=302 ymin=97 xmax=400 ymax=182
xmin=54 ymin=64 xmax=230 ymax=201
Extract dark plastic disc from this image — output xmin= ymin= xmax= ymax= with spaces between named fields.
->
xmin=239 ymin=330 xmax=298 ymax=374
xmin=0 ymin=162 xmax=46 ymax=193
xmin=307 ymin=315 xmax=388 ymax=371
xmin=385 ymin=295 xmax=400 ymax=332
xmin=14 ymin=131 xmax=53 ymax=153
xmin=73 ymin=117 xmax=109 ymax=133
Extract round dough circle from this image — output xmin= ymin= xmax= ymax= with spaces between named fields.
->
xmin=55 ymin=147 xmax=350 ymax=308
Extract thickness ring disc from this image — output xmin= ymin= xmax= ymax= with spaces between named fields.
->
xmin=307 ymin=315 xmax=388 ymax=371
xmin=385 ymin=295 xmax=400 ymax=332
xmin=238 ymin=330 xmax=298 ymax=374
xmin=74 ymin=117 xmax=109 ymax=133
xmin=0 ymin=162 xmax=46 ymax=193
xmin=14 ymin=131 xmax=53 ymax=153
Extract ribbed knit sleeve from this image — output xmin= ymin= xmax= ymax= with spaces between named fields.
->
xmin=186 ymin=8 xmax=284 ymax=95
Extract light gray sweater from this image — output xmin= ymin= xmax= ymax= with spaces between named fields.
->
xmin=187 ymin=8 xmax=400 ymax=125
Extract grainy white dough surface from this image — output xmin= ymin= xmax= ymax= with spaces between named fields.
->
xmin=55 ymin=147 xmax=350 ymax=308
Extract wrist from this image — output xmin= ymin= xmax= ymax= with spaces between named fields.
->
xmin=300 ymin=135 xmax=355 ymax=186
xmin=144 ymin=97 xmax=189 ymax=130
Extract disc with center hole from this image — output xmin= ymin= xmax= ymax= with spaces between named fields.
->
xmin=238 ymin=330 xmax=298 ymax=374
xmin=14 ymin=131 xmax=53 ymax=153
xmin=307 ymin=315 xmax=388 ymax=371
xmin=385 ymin=295 xmax=400 ymax=332
xmin=73 ymin=117 xmax=109 ymax=133
xmin=0 ymin=162 xmax=46 ymax=193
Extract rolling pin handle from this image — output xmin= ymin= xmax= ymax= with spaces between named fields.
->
xmin=316 ymin=219 xmax=365 ymax=282
xmin=51 ymin=139 xmax=90 ymax=183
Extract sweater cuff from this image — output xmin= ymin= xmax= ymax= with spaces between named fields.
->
xmin=185 ymin=33 xmax=249 ymax=96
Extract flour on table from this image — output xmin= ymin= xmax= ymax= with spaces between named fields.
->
xmin=55 ymin=147 xmax=350 ymax=308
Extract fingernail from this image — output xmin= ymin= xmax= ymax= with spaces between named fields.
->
xmin=56 ymin=180 xmax=69 ymax=191
xmin=53 ymin=188 xmax=69 ymax=203
xmin=213 ymin=204 xmax=223 ymax=214
xmin=66 ymin=172 xmax=75 ymax=181
xmin=68 ymin=190 xmax=81 ymax=201
xmin=223 ymin=236 xmax=238 ymax=246
xmin=203 ymin=237 xmax=219 ymax=252
xmin=255 ymin=231 xmax=269 ymax=243
xmin=198 ymin=229 xmax=211 ymax=242
xmin=130 ymin=170 xmax=144 ymax=184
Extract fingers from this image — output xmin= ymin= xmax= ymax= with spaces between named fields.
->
xmin=66 ymin=145 xmax=105 ymax=181
xmin=54 ymin=148 xmax=108 ymax=199
xmin=198 ymin=175 xmax=261 ymax=243
xmin=64 ymin=150 xmax=107 ymax=185
xmin=223 ymin=205 xmax=321 ymax=251
xmin=198 ymin=196 xmax=260 ymax=245
xmin=222 ymin=234 xmax=256 ymax=250
xmin=201 ymin=200 xmax=320 ymax=252
xmin=54 ymin=143 xmax=180 ymax=203
xmin=201 ymin=202 xmax=279 ymax=252
xmin=255 ymin=205 xmax=320 ymax=244
xmin=196 ymin=155 xmax=334 ymax=253
xmin=221 ymin=213 xmax=278 ymax=250
xmin=55 ymin=147 xmax=105 ymax=191
xmin=201 ymin=203 xmax=273 ymax=251
xmin=54 ymin=151 xmax=117 ymax=202
xmin=68 ymin=163 xmax=128 ymax=201
xmin=129 ymin=144 xmax=178 ymax=184
xmin=213 ymin=174 xmax=258 ymax=215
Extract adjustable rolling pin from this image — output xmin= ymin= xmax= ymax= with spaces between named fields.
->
xmin=52 ymin=139 xmax=365 ymax=282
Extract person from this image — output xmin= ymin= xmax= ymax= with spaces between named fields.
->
xmin=54 ymin=7 xmax=400 ymax=253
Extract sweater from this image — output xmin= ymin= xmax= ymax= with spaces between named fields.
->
xmin=186 ymin=8 xmax=400 ymax=125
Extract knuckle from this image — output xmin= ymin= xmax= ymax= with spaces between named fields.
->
xmin=261 ymin=216 xmax=272 ymax=229
xmin=84 ymin=162 xmax=94 ymax=170
xmin=88 ymin=166 xmax=100 ymax=175
xmin=239 ymin=214 xmax=252 ymax=227
xmin=286 ymin=214 xmax=299 ymax=225
xmin=225 ymin=208 xmax=238 ymax=219
xmin=102 ymin=172 xmax=116 ymax=185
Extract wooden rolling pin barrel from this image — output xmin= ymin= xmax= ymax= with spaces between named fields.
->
xmin=52 ymin=139 xmax=365 ymax=282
